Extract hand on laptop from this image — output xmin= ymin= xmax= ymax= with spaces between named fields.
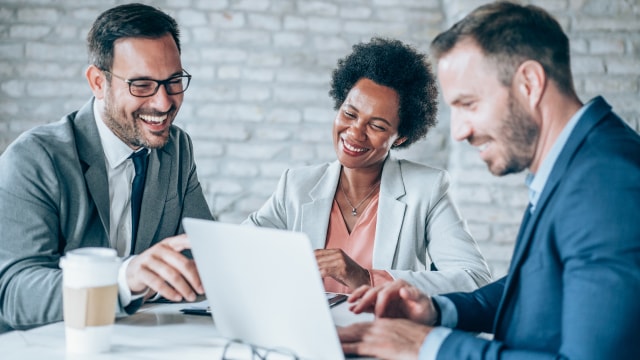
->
xmin=126 ymin=234 xmax=204 ymax=302
xmin=338 ymin=318 xmax=431 ymax=360
xmin=314 ymin=248 xmax=370 ymax=290
xmin=347 ymin=279 xmax=438 ymax=325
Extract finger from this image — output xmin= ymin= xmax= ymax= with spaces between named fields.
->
xmin=315 ymin=253 xmax=343 ymax=280
xmin=314 ymin=248 xmax=327 ymax=257
xmin=373 ymin=280 xmax=411 ymax=317
xmin=341 ymin=342 xmax=360 ymax=355
xmin=348 ymin=285 xmax=371 ymax=303
xmin=399 ymin=284 xmax=422 ymax=302
xmin=141 ymin=254 xmax=197 ymax=302
xmin=134 ymin=244 xmax=200 ymax=301
xmin=160 ymin=250 xmax=204 ymax=294
xmin=374 ymin=281 xmax=405 ymax=318
xmin=373 ymin=290 xmax=391 ymax=318
xmin=154 ymin=259 xmax=201 ymax=301
xmin=341 ymin=337 xmax=377 ymax=358
xmin=152 ymin=238 xmax=204 ymax=294
xmin=336 ymin=325 xmax=358 ymax=343
xmin=134 ymin=264 xmax=182 ymax=302
xmin=350 ymin=286 xmax=380 ymax=314
xmin=337 ymin=323 xmax=369 ymax=343
xmin=163 ymin=234 xmax=191 ymax=252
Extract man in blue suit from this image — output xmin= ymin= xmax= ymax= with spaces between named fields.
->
xmin=338 ymin=2 xmax=640 ymax=359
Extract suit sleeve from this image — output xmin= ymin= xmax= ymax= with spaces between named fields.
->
xmin=443 ymin=277 xmax=505 ymax=333
xmin=437 ymin=278 xmax=561 ymax=360
xmin=0 ymin=136 xmax=67 ymax=330
xmin=389 ymin=170 xmax=493 ymax=294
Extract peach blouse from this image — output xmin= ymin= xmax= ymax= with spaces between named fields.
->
xmin=323 ymin=193 xmax=393 ymax=294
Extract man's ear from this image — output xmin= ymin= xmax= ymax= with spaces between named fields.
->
xmin=86 ymin=65 xmax=107 ymax=100
xmin=514 ymin=60 xmax=546 ymax=110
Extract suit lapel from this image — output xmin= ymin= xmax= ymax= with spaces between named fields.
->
xmin=493 ymin=97 xmax=612 ymax=332
xmin=73 ymin=99 xmax=110 ymax=235
xmin=299 ymin=157 xmax=407 ymax=266
xmin=301 ymin=161 xmax=341 ymax=249
xmin=372 ymin=157 xmax=406 ymax=268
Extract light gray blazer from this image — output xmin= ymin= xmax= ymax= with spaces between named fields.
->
xmin=244 ymin=156 xmax=492 ymax=294
xmin=0 ymin=98 xmax=213 ymax=332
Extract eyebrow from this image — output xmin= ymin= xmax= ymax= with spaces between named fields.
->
xmin=343 ymin=103 xmax=393 ymax=127
xmin=448 ymin=94 xmax=475 ymax=106
xmin=127 ymin=70 xmax=184 ymax=81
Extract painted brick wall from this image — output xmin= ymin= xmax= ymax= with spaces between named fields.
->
xmin=1 ymin=0 xmax=638 ymax=277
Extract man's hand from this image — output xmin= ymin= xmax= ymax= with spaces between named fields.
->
xmin=126 ymin=234 xmax=204 ymax=302
xmin=348 ymin=279 xmax=439 ymax=326
xmin=339 ymin=319 xmax=432 ymax=360
xmin=314 ymin=248 xmax=370 ymax=290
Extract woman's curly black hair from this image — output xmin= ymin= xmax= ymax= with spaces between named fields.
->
xmin=329 ymin=37 xmax=438 ymax=149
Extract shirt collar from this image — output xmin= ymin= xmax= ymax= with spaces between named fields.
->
xmin=93 ymin=100 xmax=145 ymax=169
xmin=526 ymin=98 xmax=595 ymax=211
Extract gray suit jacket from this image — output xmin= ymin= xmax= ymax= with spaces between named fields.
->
xmin=244 ymin=156 xmax=492 ymax=294
xmin=0 ymin=98 xmax=213 ymax=332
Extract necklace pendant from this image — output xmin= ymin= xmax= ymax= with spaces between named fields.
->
xmin=351 ymin=208 xmax=357 ymax=216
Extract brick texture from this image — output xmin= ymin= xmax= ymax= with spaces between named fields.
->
xmin=1 ymin=0 xmax=638 ymax=277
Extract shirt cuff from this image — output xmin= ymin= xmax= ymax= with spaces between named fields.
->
xmin=431 ymin=295 xmax=458 ymax=328
xmin=118 ymin=255 xmax=148 ymax=307
xmin=419 ymin=327 xmax=452 ymax=360
xmin=369 ymin=269 xmax=394 ymax=287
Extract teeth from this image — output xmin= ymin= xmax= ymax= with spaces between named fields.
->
xmin=139 ymin=114 xmax=167 ymax=124
xmin=477 ymin=143 xmax=489 ymax=152
xmin=343 ymin=139 xmax=367 ymax=153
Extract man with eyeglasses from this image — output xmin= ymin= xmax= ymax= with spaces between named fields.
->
xmin=0 ymin=4 xmax=213 ymax=332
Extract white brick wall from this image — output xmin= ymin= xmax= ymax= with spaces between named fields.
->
xmin=1 ymin=0 xmax=638 ymax=277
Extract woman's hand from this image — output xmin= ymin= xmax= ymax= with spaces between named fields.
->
xmin=314 ymin=248 xmax=370 ymax=290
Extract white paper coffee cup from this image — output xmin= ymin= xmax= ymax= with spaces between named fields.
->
xmin=60 ymin=247 xmax=121 ymax=354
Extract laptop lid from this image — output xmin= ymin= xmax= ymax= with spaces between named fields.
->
xmin=183 ymin=218 xmax=345 ymax=360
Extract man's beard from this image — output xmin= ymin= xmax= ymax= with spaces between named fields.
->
xmin=102 ymin=90 xmax=171 ymax=149
xmin=490 ymin=94 xmax=540 ymax=176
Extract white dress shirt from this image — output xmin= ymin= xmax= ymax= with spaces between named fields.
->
xmin=93 ymin=102 xmax=147 ymax=307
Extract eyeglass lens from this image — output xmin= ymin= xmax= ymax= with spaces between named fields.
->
xmin=129 ymin=76 xmax=190 ymax=97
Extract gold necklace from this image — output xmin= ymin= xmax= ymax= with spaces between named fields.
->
xmin=340 ymin=180 xmax=380 ymax=216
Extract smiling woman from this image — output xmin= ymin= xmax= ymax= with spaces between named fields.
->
xmin=244 ymin=37 xmax=492 ymax=296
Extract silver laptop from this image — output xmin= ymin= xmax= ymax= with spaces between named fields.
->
xmin=183 ymin=218 xmax=345 ymax=360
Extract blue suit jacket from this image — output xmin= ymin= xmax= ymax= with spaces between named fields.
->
xmin=438 ymin=97 xmax=640 ymax=359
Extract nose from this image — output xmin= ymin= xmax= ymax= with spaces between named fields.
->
xmin=450 ymin=110 xmax=472 ymax=142
xmin=347 ymin=119 xmax=367 ymax=141
xmin=148 ymin=84 xmax=175 ymax=113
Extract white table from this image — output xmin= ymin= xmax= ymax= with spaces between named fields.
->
xmin=0 ymin=300 xmax=375 ymax=359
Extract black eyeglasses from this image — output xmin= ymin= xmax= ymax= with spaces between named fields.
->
xmin=221 ymin=339 xmax=299 ymax=360
xmin=102 ymin=69 xmax=191 ymax=97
